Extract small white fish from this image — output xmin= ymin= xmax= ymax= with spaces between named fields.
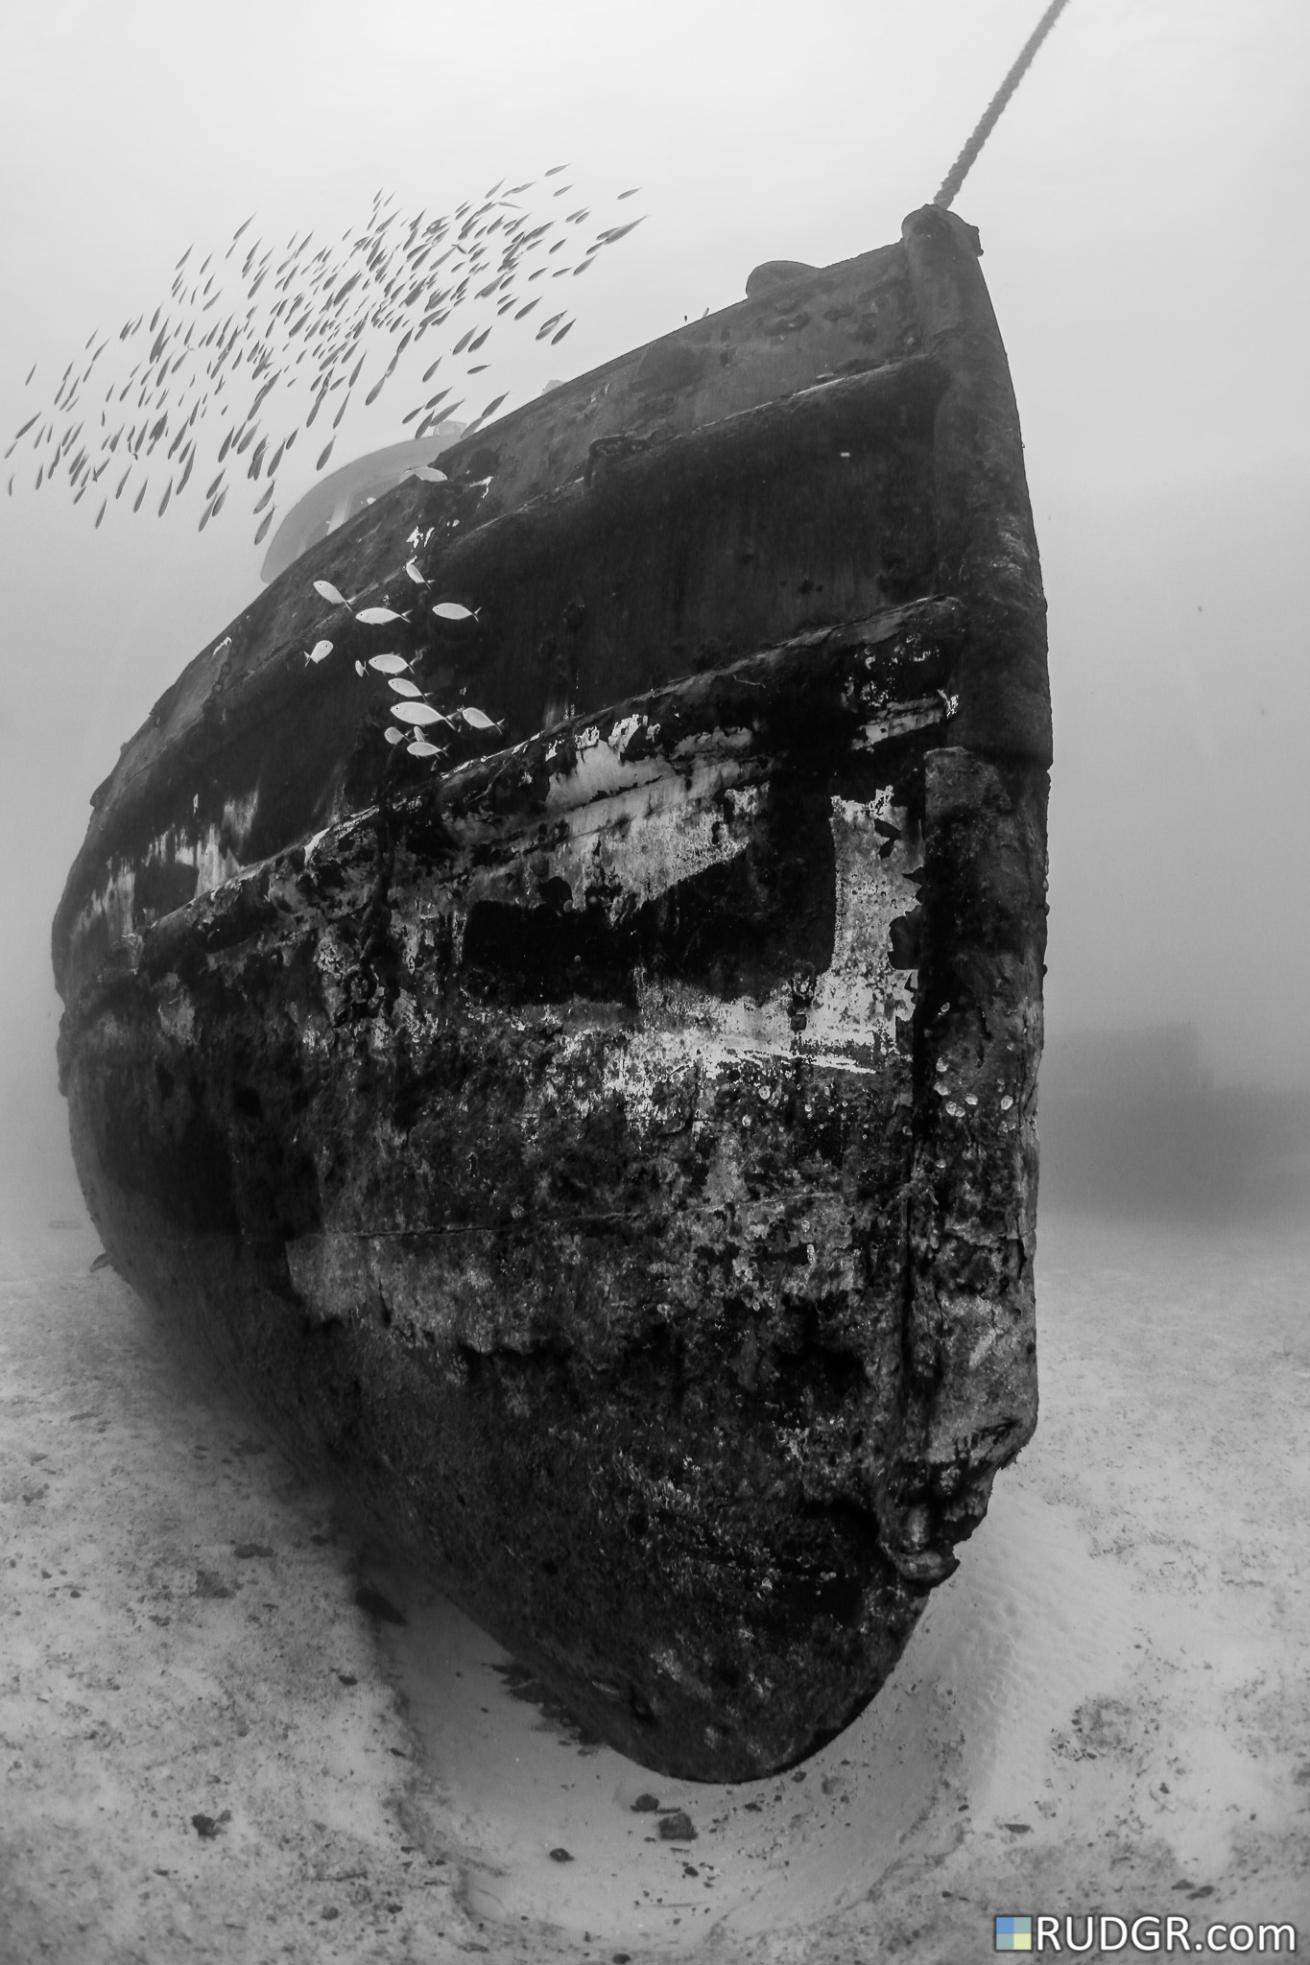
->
xmin=458 ymin=706 xmax=501 ymax=731
xmin=405 ymin=465 xmax=447 ymax=484
xmin=388 ymin=677 xmax=422 ymax=698
xmin=404 ymin=559 xmax=427 ymax=583
xmin=406 ymin=739 xmax=444 ymax=758
xmin=432 ymin=601 xmax=477 ymax=622
xmin=391 ymin=702 xmax=450 ymax=727
xmin=313 ymin=579 xmax=348 ymax=606
xmin=354 ymin=605 xmax=407 ymax=625
xmin=305 ymin=639 xmax=333 ymax=664
xmin=367 ymin=653 xmax=409 ymax=675
xmin=384 ymin=726 xmax=404 ymax=745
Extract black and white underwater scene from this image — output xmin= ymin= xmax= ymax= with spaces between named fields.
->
xmin=2 ymin=1 xmax=1308 ymax=1959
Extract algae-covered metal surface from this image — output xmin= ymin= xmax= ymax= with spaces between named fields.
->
xmin=53 ymin=207 xmax=1049 ymax=1781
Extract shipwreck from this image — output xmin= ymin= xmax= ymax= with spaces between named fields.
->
xmin=53 ymin=205 xmax=1049 ymax=1783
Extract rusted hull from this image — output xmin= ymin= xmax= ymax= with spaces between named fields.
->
xmin=54 ymin=208 xmax=1049 ymax=1781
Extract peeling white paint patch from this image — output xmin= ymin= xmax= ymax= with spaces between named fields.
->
xmin=69 ymin=790 xmax=262 ymax=961
xmin=569 ymin=766 xmax=760 ymax=895
xmin=74 ymin=860 xmax=139 ymax=961
xmin=607 ymin=713 xmax=648 ymax=757
xmin=447 ymin=756 xmax=763 ymax=926
xmin=542 ymin=718 xmax=753 ymax=818
xmin=157 ymin=791 xmax=260 ymax=897
xmin=669 ymin=726 xmax=755 ymax=766
xmin=193 ymin=833 xmax=240 ymax=897
xmin=218 ymin=789 xmax=261 ymax=867
xmin=803 ymin=794 xmax=919 ymax=1058
xmin=405 ymin=741 xmax=920 ymax=1100
xmin=543 ymin=724 xmax=650 ymax=810
xmin=579 ymin=791 xmax=922 ymax=1125
xmin=603 ymin=792 xmax=920 ymax=1089
xmin=70 ymin=665 xmax=934 ymax=1117
xmin=854 ymin=696 xmax=952 ymax=751
xmin=634 ymin=977 xmax=793 ymax=1063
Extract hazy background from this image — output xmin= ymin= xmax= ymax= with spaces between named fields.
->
xmin=3 ymin=0 xmax=1308 ymax=1207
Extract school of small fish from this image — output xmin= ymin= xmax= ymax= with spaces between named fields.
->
xmin=5 ymin=169 xmax=644 ymax=548
xmin=305 ymin=563 xmax=493 ymax=765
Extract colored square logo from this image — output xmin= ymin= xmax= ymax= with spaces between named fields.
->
xmin=995 ymin=1916 xmax=1034 ymax=1952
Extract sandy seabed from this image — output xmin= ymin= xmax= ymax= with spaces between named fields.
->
xmin=1 ymin=1190 xmax=1307 ymax=1965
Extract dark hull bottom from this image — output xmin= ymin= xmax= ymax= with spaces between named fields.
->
xmin=70 ymin=1124 xmax=930 ymax=1784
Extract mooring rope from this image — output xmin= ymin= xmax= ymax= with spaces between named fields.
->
xmin=933 ymin=0 xmax=1075 ymax=209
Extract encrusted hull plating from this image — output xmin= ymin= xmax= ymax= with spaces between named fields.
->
xmin=54 ymin=208 xmax=1049 ymax=1781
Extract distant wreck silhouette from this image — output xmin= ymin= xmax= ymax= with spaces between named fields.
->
xmin=260 ymin=373 xmax=572 ymax=578
xmin=258 ymin=428 xmax=466 ymax=582
xmin=1040 ymin=1024 xmax=1310 ymax=1216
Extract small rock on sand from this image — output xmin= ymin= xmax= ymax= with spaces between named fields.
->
xmin=190 ymin=1810 xmax=230 ymax=1839
xmin=194 ymin=1570 xmax=234 ymax=1599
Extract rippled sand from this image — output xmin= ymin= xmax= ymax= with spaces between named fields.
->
xmin=2 ymin=1194 xmax=1307 ymax=1962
